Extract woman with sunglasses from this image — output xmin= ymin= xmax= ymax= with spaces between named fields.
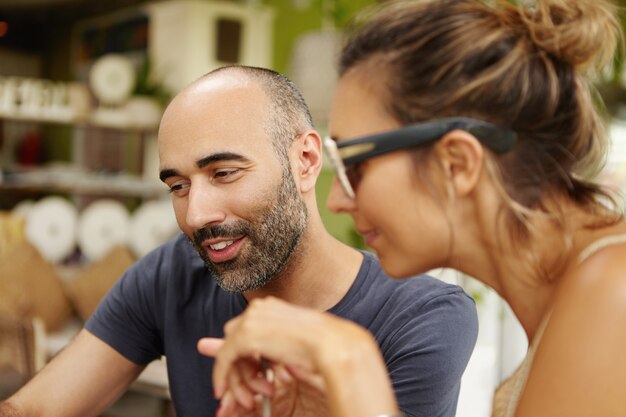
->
xmin=200 ymin=0 xmax=626 ymax=416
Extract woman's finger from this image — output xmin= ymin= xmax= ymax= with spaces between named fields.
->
xmin=217 ymin=390 xmax=236 ymax=417
xmin=236 ymin=357 xmax=274 ymax=397
xmin=212 ymin=297 xmax=344 ymax=397
xmin=227 ymin=361 xmax=257 ymax=410
xmin=212 ymin=335 xmax=252 ymax=398
xmin=285 ymin=364 xmax=327 ymax=393
xmin=197 ymin=337 xmax=223 ymax=357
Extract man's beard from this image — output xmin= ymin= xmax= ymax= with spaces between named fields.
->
xmin=189 ymin=170 xmax=308 ymax=292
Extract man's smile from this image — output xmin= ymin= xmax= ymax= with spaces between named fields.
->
xmin=202 ymin=236 xmax=246 ymax=263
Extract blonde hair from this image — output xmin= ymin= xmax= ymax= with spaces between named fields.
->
xmin=340 ymin=0 xmax=624 ymax=259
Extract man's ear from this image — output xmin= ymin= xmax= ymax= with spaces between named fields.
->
xmin=294 ymin=131 xmax=323 ymax=193
xmin=433 ymin=130 xmax=484 ymax=197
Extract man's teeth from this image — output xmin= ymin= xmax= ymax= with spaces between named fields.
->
xmin=209 ymin=240 xmax=234 ymax=250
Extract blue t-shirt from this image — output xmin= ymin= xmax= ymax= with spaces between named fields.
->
xmin=86 ymin=233 xmax=478 ymax=417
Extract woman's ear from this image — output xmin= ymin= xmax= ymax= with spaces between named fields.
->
xmin=433 ymin=130 xmax=484 ymax=197
xmin=294 ymin=131 xmax=323 ymax=193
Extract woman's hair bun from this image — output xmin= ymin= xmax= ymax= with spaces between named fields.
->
xmin=516 ymin=0 xmax=621 ymax=70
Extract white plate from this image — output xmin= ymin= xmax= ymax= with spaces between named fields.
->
xmin=12 ymin=199 xmax=35 ymax=219
xmin=128 ymin=200 xmax=179 ymax=258
xmin=89 ymin=54 xmax=136 ymax=106
xmin=77 ymin=199 xmax=130 ymax=262
xmin=25 ymin=196 xmax=78 ymax=263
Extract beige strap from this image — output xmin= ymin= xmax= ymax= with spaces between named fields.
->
xmin=577 ymin=234 xmax=626 ymax=265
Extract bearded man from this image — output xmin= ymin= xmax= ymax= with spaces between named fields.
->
xmin=1 ymin=66 xmax=478 ymax=417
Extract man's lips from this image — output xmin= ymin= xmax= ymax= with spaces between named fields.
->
xmin=201 ymin=236 xmax=246 ymax=263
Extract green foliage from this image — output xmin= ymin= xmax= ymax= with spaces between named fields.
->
xmin=594 ymin=1 xmax=626 ymax=117
xmin=310 ymin=0 xmax=370 ymax=28
xmin=132 ymin=57 xmax=171 ymax=107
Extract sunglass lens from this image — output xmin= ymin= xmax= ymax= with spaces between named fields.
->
xmin=345 ymin=164 xmax=361 ymax=191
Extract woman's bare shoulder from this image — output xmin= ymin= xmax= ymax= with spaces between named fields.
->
xmin=515 ymin=240 xmax=626 ymax=416
xmin=566 ymin=239 xmax=626 ymax=306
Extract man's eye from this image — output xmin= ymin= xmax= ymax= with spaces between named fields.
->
xmin=213 ymin=169 xmax=241 ymax=182
xmin=168 ymin=182 xmax=190 ymax=195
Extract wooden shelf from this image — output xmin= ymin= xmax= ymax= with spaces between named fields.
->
xmin=1 ymin=114 xmax=161 ymax=201
xmin=0 ymin=113 xmax=158 ymax=134
xmin=1 ymin=169 xmax=166 ymax=198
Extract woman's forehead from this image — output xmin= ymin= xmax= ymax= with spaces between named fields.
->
xmin=329 ymin=74 xmax=400 ymax=141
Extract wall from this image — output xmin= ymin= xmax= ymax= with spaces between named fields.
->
xmin=267 ymin=0 xmax=377 ymax=247
xmin=0 ymin=47 xmax=41 ymax=77
xmin=0 ymin=0 xmax=376 ymax=247
xmin=268 ymin=0 xmax=376 ymax=74
xmin=316 ymin=168 xmax=365 ymax=248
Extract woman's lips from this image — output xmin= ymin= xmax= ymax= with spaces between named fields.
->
xmin=359 ymin=230 xmax=379 ymax=247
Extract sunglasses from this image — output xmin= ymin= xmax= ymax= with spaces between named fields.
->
xmin=323 ymin=117 xmax=517 ymax=199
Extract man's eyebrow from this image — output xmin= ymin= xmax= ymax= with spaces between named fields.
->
xmin=159 ymin=168 xmax=179 ymax=182
xmin=159 ymin=153 xmax=251 ymax=182
xmin=196 ymin=152 xmax=250 ymax=169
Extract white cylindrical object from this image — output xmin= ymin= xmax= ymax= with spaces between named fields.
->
xmin=128 ymin=200 xmax=179 ymax=258
xmin=25 ymin=196 xmax=78 ymax=263
xmin=77 ymin=199 xmax=130 ymax=262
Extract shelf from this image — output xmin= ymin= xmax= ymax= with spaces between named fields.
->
xmin=1 ymin=114 xmax=161 ymax=201
xmin=0 ymin=113 xmax=157 ymax=134
xmin=1 ymin=169 xmax=167 ymax=198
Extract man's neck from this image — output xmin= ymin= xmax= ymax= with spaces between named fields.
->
xmin=244 ymin=231 xmax=363 ymax=311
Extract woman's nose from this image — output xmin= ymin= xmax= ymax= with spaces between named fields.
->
xmin=326 ymin=175 xmax=357 ymax=214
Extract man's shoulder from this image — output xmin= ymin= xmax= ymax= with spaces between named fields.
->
xmin=350 ymin=253 xmax=478 ymax=354
xmin=144 ymin=232 xmax=194 ymax=258
xmin=131 ymin=233 xmax=201 ymax=271
xmin=122 ymin=233 xmax=216 ymax=296
xmin=340 ymin=251 xmax=476 ymax=327
xmin=361 ymin=251 xmax=469 ymax=298
xmin=97 ymin=233 xmax=240 ymax=323
xmin=382 ymin=275 xmax=474 ymax=318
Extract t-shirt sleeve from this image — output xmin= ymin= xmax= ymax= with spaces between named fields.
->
xmin=85 ymin=259 xmax=164 ymax=365
xmin=384 ymin=288 xmax=478 ymax=417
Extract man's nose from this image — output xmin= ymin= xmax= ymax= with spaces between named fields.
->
xmin=185 ymin=183 xmax=227 ymax=229
xmin=326 ymin=176 xmax=357 ymax=214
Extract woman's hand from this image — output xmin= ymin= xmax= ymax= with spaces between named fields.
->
xmin=198 ymin=296 xmax=400 ymax=417
xmin=198 ymin=297 xmax=335 ymax=405
xmin=199 ymin=361 xmax=329 ymax=417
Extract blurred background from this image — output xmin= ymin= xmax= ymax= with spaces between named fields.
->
xmin=0 ymin=0 xmax=625 ymax=416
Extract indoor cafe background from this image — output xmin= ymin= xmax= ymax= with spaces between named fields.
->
xmin=1 ymin=0 xmax=626 ymax=416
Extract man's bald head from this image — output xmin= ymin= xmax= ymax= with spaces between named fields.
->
xmin=195 ymin=66 xmax=314 ymax=165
